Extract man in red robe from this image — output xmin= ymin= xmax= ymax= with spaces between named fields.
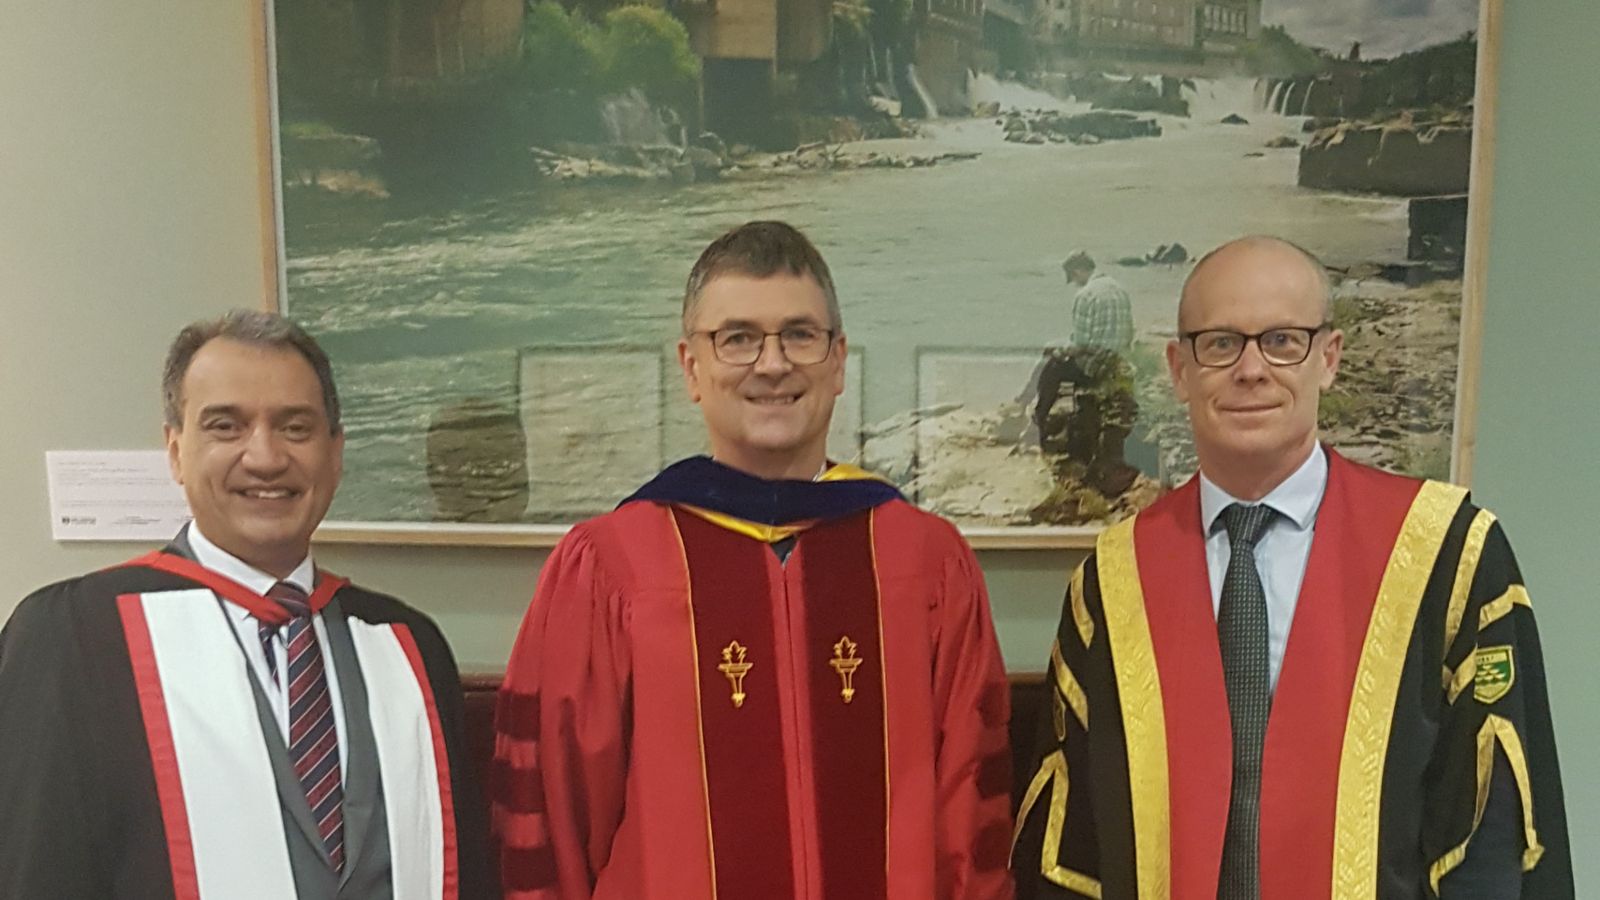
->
xmin=493 ymin=221 xmax=1016 ymax=900
xmin=1012 ymin=236 xmax=1572 ymax=899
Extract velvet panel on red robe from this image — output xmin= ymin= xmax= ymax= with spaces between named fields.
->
xmin=493 ymin=497 xmax=1015 ymax=900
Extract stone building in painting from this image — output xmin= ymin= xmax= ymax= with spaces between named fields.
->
xmin=276 ymin=0 xmax=526 ymax=101
xmin=1022 ymin=0 xmax=1262 ymax=67
xmin=909 ymin=0 xmax=991 ymax=116
xmin=676 ymin=0 xmax=832 ymax=143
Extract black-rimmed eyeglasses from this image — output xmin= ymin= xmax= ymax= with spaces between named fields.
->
xmin=1180 ymin=324 xmax=1329 ymax=368
xmin=689 ymin=325 xmax=837 ymax=366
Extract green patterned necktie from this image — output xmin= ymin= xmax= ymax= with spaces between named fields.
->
xmin=1217 ymin=503 xmax=1276 ymax=900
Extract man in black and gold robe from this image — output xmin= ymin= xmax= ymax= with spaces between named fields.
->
xmin=1012 ymin=237 xmax=1571 ymax=899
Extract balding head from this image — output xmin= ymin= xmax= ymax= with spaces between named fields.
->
xmin=1178 ymin=235 xmax=1332 ymax=331
xmin=1165 ymin=234 xmax=1344 ymax=500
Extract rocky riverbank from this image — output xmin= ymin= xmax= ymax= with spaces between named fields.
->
xmin=1299 ymin=111 xmax=1472 ymax=196
xmin=856 ymin=402 xmax=1161 ymax=526
xmin=852 ymin=271 xmax=1460 ymax=526
xmin=993 ymin=108 xmax=1163 ymax=145
xmin=527 ymin=137 xmax=983 ymax=184
xmin=1318 ymin=280 xmax=1460 ymax=478
xmin=279 ymin=125 xmax=390 ymax=200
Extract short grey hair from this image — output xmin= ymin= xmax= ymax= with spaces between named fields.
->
xmin=682 ymin=221 xmax=842 ymax=334
xmin=162 ymin=309 xmax=341 ymax=432
xmin=1179 ymin=235 xmax=1333 ymax=326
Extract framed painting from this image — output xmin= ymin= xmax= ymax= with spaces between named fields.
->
xmin=259 ymin=0 xmax=1499 ymax=548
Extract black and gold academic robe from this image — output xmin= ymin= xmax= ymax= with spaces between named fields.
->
xmin=1012 ymin=449 xmax=1572 ymax=899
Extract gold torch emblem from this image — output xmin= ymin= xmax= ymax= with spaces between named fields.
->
xmin=718 ymin=640 xmax=752 ymax=708
xmin=830 ymin=636 xmax=863 ymax=704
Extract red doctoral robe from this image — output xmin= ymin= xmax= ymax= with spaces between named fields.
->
xmin=493 ymin=460 xmax=1015 ymax=900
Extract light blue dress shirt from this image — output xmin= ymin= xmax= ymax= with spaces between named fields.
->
xmin=1198 ymin=443 xmax=1328 ymax=695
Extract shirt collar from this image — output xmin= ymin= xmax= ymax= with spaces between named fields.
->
xmin=186 ymin=523 xmax=316 ymax=599
xmin=1199 ymin=442 xmax=1328 ymax=535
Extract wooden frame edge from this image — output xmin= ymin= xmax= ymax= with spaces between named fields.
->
xmin=252 ymin=0 xmax=282 ymax=313
xmin=312 ymin=521 xmax=1099 ymax=551
xmin=1450 ymin=0 xmax=1502 ymax=487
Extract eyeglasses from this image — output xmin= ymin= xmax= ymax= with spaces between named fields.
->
xmin=690 ymin=325 xmax=837 ymax=366
xmin=1180 ymin=324 xmax=1329 ymax=368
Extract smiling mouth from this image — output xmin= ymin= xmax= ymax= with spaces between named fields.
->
xmin=748 ymin=395 xmax=800 ymax=406
xmin=1222 ymin=404 xmax=1278 ymax=413
xmin=237 ymin=487 xmax=300 ymax=500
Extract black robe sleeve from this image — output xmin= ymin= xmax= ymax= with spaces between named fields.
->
xmin=0 ymin=578 xmax=178 ymax=899
xmin=408 ymin=612 xmax=503 ymax=900
xmin=1431 ymin=519 xmax=1574 ymax=899
xmin=1013 ymin=557 xmax=1123 ymax=900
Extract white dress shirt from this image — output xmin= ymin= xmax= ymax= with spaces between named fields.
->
xmin=188 ymin=524 xmax=348 ymax=779
xmin=1198 ymin=444 xmax=1328 ymax=695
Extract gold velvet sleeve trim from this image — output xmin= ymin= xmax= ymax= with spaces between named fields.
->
xmin=1052 ymin=640 xmax=1090 ymax=730
xmin=1427 ymin=715 xmax=1547 ymax=894
xmin=1445 ymin=585 xmax=1532 ymax=705
xmin=1445 ymin=654 xmax=1477 ymax=705
xmin=1097 ymin=517 xmax=1170 ymax=899
xmin=1069 ymin=563 xmax=1095 ymax=649
xmin=1441 ymin=509 xmax=1496 ymax=690
xmin=1332 ymin=480 xmax=1466 ymax=900
xmin=1477 ymin=585 xmax=1532 ymax=632
xmin=1012 ymin=751 xmax=1104 ymax=899
xmin=1495 ymin=716 xmax=1547 ymax=872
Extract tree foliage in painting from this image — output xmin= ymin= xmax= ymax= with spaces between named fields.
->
xmin=521 ymin=2 xmax=698 ymax=116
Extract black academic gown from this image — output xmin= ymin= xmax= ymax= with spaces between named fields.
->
xmin=0 ymin=539 xmax=499 ymax=900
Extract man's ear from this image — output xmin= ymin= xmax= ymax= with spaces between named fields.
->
xmin=677 ymin=338 xmax=702 ymax=404
xmin=330 ymin=428 xmax=345 ymax=484
xmin=1165 ymin=339 xmax=1190 ymax=404
xmin=832 ymin=334 xmax=848 ymax=396
xmin=1319 ymin=328 xmax=1344 ymax=389
xmin=164 ymin=423 xmax=184 ymax=484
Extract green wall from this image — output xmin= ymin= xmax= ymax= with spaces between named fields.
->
xmin=1 ymin=0 xmax=1592 ymax=882
xmin=1472 ymin=0 xmax=1600 ymax=872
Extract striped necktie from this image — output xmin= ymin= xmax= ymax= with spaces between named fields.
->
xmin=261 ymin=581 xmax=346 ymax=873
xmin=1216 ymin=503 xmax=1275 ymax=900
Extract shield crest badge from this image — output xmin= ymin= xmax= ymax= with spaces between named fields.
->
xmin=1473 ymin=645 xmax=1516 ymax=704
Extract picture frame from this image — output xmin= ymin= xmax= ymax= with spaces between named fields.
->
xmin=256 ymin=0 xmax=1501 ymax=550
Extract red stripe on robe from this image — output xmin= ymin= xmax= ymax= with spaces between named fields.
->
xmin=1257 ymin=454 xmax=1419 ymax=899
xmin=799 ymin=512 xmax=889 ymax=899
xmin=674 ymin=509 xmax=798 ymax=898
xmin=116 ymin=593 xmax=202 ymax=900
xmin=121 ymin=551 xmax=349 ymax=623
xmin=494 ymin=690 xmax=540 ymax=743
xmin=1134 ymin=449 xmax=1419 ymax=898
xmin=394 ymin=623 xmax=461 ymax=900
xmin=1133 ymin=481 xmax=1232 ymax=897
